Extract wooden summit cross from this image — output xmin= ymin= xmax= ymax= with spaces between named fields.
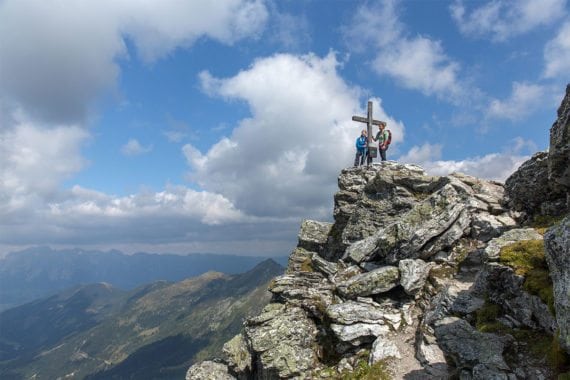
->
xmin=352 ymin=101 xmax=384 ymax=142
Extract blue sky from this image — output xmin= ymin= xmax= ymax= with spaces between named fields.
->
xmin=0 ymin=0 xmax=569 ymax=257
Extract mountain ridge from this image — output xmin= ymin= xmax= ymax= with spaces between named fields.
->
xmin=0 ymin=246 xmax=287 ymax=311
xmin=0 ymin=259 xmax=284 ymax=379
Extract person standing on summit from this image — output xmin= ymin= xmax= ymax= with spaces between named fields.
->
xmin=354 ymin=129 xmax=368 ymax=166
xmin=372 ymin=122 xmax=391 ymax=161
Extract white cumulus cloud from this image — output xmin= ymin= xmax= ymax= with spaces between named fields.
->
xmin=191 ymin=52 xmax=405 ymax=219
xmin=343 ymin=0 xmax=463 ymax=101
xmin=398 ymin=137 xmax=536 ymax=182
xmin=121 ymin=139 xmax=153 ymax=156
xmin=0 ymin=111 xmax=89 ymax=214
xmin=450 ymin=0 xmax=567 ymax=42
xmin=487 ymin=82 xmax=547 ymax=121
xmin=544 ymin=21 xmax=570 ymax=78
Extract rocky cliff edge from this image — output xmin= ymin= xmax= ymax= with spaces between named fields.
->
xmin=187 ymin=86 xmax=570 ymax=379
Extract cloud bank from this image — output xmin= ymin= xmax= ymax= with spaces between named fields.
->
xmin=0 ymin=0 xmax=268 ymax=124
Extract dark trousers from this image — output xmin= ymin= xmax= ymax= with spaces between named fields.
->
xmin=379 ymin=147 xmax=387 ymax=161
xmin=354 ymin=150 xmax=367 ymax=166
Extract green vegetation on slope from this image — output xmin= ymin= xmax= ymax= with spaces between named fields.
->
xmin=0 ymin=260 xmax=283 ymax=380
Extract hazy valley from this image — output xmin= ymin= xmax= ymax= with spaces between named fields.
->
xmin=0 ymin=259 xmax=283 ymax=379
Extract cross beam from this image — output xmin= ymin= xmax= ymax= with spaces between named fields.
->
xmin=352 ymin=101 xmax=384 ymax=143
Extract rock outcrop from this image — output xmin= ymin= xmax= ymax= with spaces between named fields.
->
xmin=504 ymin=151 xmax=567 ymax=219
xmin=187 ymin=86 xmax=569 ymax=379
xmin=187 ymin=163 xmax=525 ymax=379
xmin=504 ymin=84 xmax=570 ymax=220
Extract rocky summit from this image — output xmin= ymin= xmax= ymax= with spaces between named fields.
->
xmin=187 ymin=86 xmax=570 ymax=379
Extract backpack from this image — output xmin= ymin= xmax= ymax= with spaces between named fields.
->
xmin=386 ymin=129 xmax=392 ymax=145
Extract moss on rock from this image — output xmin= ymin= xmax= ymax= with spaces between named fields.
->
xmin=498 ymin=239 xmax=555 ymax=314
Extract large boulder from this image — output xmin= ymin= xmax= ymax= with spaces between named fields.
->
xmin=326 ymin=300 xmax=389 ymax=325
xmin=544 ymin=216 xmax=570 ymax=353
xmin=504 ymin=152 xmax=567 ymax=218
xmin=369 ymin=336 xmax=401 ymax=363
xmin=434 ymin=317 xmax=511 ymax=377
xmin=244 ymin=303 xmax=318 ymax=379
xmin=399 ymin=259 xmax=434 ymax=295
xmin=297 ymin=219 xmax=332 ymax=255
xmin=329 ymin=163 xmax=430 ymax=258
xmin=549 ymin=83 xmax=570 ymax=189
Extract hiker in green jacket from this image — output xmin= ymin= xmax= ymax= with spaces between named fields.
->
xmin=372 ymin=122 xmax=391 ymax=161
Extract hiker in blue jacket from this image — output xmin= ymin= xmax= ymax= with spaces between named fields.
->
xmin=353 ymin=129 xmax=368 ymax=167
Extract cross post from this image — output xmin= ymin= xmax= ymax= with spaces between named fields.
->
xmin=352 ymin=101 xmax=385 ymax=142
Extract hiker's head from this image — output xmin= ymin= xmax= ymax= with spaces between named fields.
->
xmin=361 ymin=129 xmax=367 ymax=136
xmin=379 ymin=122 xmax=386 ymax=130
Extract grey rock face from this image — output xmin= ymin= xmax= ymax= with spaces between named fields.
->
xmin=417 ymin=336 xmax=450 ymax=377
xmin=330 ymin=322 xmax=390 ymax=346
xmin=269 ymin=272 xmax=334 ymax=318
xmin=244 ymin=303 xmax=318 ymax=379
xmin=504 ymin=151 xmax=567 ymax=218
xmin=286 ymin=247 xmax=314 ymax=273
xmin=311 ymin=253 xmax=338 ymax=278
xmin=222 ymin=334 xmax=251 ymax=376
xmin=544 ymin=215 xmax=570 ymax=353
xmin=369 ymin=337 xmax=401 ymax=363
xmin=434 ymin=317 xmax=510 ymax=375
xmin=329 ymin=163 xmax=438 ymax=258
xmin=335 ymin=265 xmax=399 ymax=298
xmin=474 ymin=262 xmax=557 ymax=333
xmin=326 ymin=300 xmax=388 ymax=325
xmin=549 ymin=83 xmax=570 ymax=188
xmin=297 ymin=219 xmax=332 ymax=255
xmin=448 ymin=173 xmax=517 ymax=242
xmin=325 ymin=298 xmax=411 ymax=331
xmin=344 ymin=183 xmax=468 ymax=264
xmin=186 ymin=361 xmax=236 ymax=380
xmin=329 ymin=162 xmax=517 ymax=262
xmin=399 ymin=259 xmax=434 ymax=295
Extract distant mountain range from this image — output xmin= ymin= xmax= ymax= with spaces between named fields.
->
xmin=0 ymin=246 xmax=288 ymax=311
xmin=0 ymin=259 xmax=284 ymax=379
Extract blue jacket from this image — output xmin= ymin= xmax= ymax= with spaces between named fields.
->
xmin=356 ymin=136 xmax=367 ymax=152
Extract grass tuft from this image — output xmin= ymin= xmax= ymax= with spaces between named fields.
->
xmin=339 ymin=359 xmax=392 ymax=380
xmin=499 ymin=239 xmax=555 ymax=314
xmin=532 ymin=215 xmax=565 ymax=235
